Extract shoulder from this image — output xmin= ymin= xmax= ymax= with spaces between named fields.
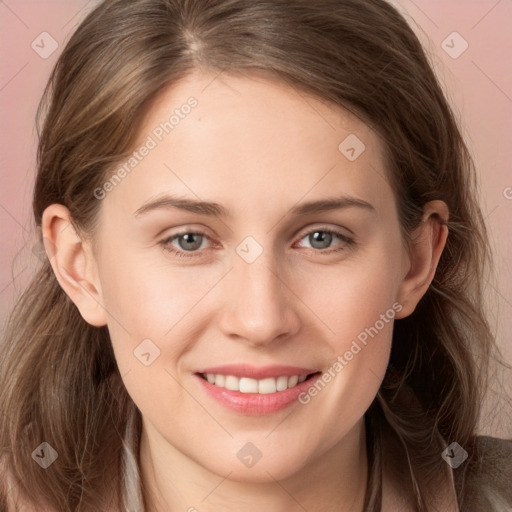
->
xmin=454 ymin=435 xmax=512 ymax=511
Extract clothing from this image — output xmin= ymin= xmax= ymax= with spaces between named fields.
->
xmin=454 ymin=435 xmax=512 ymax=511
xmin=377 ymin=417 xmax=512 ymax=511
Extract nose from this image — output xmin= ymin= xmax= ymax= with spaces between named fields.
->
xmin=217 ymin=247 xmax=301 ymax=348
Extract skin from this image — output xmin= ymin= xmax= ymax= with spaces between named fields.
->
xmin=43 ymin=70 xmax=450 ymax=511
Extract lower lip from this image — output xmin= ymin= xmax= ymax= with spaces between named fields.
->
xmin=194 ymin=373 xmax=322 ymax=415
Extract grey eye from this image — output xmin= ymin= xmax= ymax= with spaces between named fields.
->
xmin=176 ymin=233 xmax=204 ymax=251
xmin=306 ymin=231 xmax=334 ymax=250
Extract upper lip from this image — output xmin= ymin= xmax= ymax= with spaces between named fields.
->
xmin=195 ymin=364 xmax=319 ymax=380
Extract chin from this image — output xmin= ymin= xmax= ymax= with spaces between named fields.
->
xmin=196 ymin=441 xmax=312 ymax=484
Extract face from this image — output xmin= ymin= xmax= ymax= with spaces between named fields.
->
xmin=84 ymin=70 xmax=411 ymax=481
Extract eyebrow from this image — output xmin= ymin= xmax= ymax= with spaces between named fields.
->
xmin=133 ymin=194 xmax=375 ymax=218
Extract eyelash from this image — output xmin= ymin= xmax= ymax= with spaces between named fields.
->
xmin=160 ymin=227 xmax=355 ymax=259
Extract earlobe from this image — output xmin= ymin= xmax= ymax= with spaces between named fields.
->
xmin=41 ymin=204 xmax=108 ymax=327
xmin=395 ymin=200 xmax=449 ymax=319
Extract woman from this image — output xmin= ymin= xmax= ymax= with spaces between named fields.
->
xmin=1 ymin=0 xmax=510 ymax=510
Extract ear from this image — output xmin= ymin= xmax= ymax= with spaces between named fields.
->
xmin=395 ymin=200 xmax=449 ymax=319
xmin=41 ymin=204 xmax=108 ymax=327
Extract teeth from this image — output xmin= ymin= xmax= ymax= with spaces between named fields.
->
xmin=225 ymin=375 xmax=239 ymax=391
xmin=239 ymin=377 xmax=259 ymax=393
xmin=203 ymin=373 xmax=312 ymax=394
xmin=276 ymin=376 xmax=288 ymax=391
xmin=258 ymin=378 xmax=276 ymax=394
xmin=288 ymin=375 xmax=298 ymax=387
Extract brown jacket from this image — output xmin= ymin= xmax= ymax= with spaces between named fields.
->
xmin=453 ymin=436 xmax=512 ymax=511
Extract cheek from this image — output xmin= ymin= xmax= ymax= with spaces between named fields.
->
xmin=300 ymin=245 xmax=401 ymax=348
xmin=304 ymin=271 xmax=395 ymax=380
xmin=295 ymin=274 xmax=396 ymax=453
xmin=294 ymin=244 xmax=400 ymax=410
xmin=97 ymin=245 xmax=209 ymax=328
xmin=96 ymin=256 xmax=214 ymax=425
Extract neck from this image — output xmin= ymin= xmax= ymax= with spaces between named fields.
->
xmin=139 ymin=418 xmax=368 ymax=512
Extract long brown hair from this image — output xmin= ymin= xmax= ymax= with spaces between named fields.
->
xmin=0 ymin=0 xmax=504 ymax=510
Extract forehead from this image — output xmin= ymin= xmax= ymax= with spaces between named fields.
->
xmin=102 ymin=69 xmax=395 ymax=222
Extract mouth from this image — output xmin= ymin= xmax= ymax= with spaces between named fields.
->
xmin=197 ymin=371 xmax=321 ymax=394
xmin=193 ymin=366 xmax=323 ymax=415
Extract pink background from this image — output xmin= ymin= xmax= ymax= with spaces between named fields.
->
xmin=1 ymin=0 xmax=511 ymax=435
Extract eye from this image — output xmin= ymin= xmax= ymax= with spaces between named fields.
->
xmin=296 ymin=227 xmax=354 ymax=253
xmin=160 ymin=231 xmax=211 ymax=258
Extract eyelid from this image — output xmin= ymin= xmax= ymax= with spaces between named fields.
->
xmin=295 ymin=224 xmax=353 ymax=242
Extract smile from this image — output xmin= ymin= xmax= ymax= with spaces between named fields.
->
xmin=194 ymin=365 xmax=323 ymax=415
xmin=199 ymin=372 xmax=316 ymax=394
